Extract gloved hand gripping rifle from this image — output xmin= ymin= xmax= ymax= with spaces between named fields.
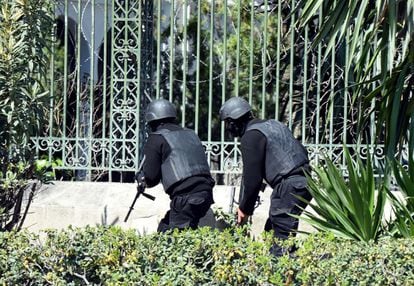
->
xmin=124 ymin=155 xmax=156 ymax=222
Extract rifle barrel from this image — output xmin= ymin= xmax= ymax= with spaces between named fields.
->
xmin=124 ymin=154 xmax=155 ymax=222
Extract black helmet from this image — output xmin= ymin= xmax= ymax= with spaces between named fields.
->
xmin=145 ymin=99 xmax=177 ymax=123
xmin=219 ymin=97 xmax=252 ymax=121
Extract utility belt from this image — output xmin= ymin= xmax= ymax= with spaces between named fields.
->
xmin=169 ymin=179 xmax=214 ymax=198
xmin=271 ymin=163 xmax=310 ymax=188
xmin=287 ymin=164 xmax=310 ymax=177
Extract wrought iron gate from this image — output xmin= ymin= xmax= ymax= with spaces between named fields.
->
xmin=32 ymin=0 xmax=390 ymax=182
xmin=33 ymin=0 xmax=154 ymax=181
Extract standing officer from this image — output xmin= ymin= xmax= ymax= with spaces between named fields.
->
xmin=139 ymin=98 xmax=215 ymax=232
xmin=219 ymin=96 xmax=312 ymax=257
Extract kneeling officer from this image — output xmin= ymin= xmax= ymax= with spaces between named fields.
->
xmin=219 ymin=97 xmax=312 ymax=257
xmin=139 ymin=99 xmax=215 ymax=232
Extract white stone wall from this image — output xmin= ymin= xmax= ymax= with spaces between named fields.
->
xmin=21 ymin=181 xmax=316 ymax=237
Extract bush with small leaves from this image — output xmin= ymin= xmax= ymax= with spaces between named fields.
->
xmin=1 ymin=226 xmax=414 ymax=285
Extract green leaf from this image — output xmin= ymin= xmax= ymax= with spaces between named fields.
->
xmin=303 ymin=145 xmax=386 ymax=242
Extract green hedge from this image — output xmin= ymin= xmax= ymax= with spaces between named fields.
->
xmin=0 ymin=226 xmax=413 ymax=285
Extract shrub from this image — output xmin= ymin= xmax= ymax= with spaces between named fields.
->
xmin=0 ymin=226 xmax=413 ymax=285
xmin=0 ymin=0 xmax=54 ymax=231
xmin=292 ymin=233 xmax=414 ymax=285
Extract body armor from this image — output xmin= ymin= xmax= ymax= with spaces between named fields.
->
xmin=246 ymin=120 xmax=309 ymax=187
xmin=154 ymin=128 xmax=211 ymax=190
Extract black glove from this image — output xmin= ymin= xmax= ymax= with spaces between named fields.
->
xmin=135 ymin=171 xmax=146 ymax=185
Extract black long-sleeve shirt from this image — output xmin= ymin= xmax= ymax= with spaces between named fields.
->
xmin=239 ymin=119 xmax=267 ymax=215
xmin=143 ymin=123 xmax=215 ymax=198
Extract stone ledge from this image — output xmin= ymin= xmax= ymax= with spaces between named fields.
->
xmin=23 ymin=181 xmax=401 ymax=236
xmin=21 ymin=181 xmax=317 ymax=236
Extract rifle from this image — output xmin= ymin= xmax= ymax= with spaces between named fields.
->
xmin=124 ymin=155 xmax=156 ymax=222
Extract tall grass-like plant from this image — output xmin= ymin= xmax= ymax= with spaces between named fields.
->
xmin=297 ymin=0 xmax=414 ymax=158
xmin=388 ymin=122 xmax=414 ymax=237
xmin=386 ymin=190 xmax=414 ymax=238
xmin=299 ymin=147 xmax=387 ymax=242
xmin=393 ymin=121 xmax=414 ymax=210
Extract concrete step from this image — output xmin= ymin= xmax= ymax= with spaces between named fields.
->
xmin=22 ymin=181 xmax=316 ymax=236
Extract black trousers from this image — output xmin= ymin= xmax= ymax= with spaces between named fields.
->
xmin=264 ymin=175 xmax=312 ymax=239
xmin=157 ymin=189 xmax=214 ymax=233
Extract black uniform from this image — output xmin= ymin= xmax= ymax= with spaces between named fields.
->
xmin=239 ymin=119 xmax=312 ymax=243
xmin=143 ymin=123 xmax=215 ymax=232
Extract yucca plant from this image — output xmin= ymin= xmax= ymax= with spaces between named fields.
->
xmin=299 ymin=146 xmax=387 ymax=242
xmin=387 ymin=119 xmax=414 ymax=237
xmin=295 ymin=0 xmax=413 ymax=242
xmin=386 ymin=190 xmax=414 ymax=238
xmin=393 ymin=118 xmax=414 ymax=209
xmin=297 ymin=1 xmax=414 ymax=158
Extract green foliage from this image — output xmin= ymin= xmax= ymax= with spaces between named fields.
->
xmin=386 ymin=189 xmax=414 ymax=238
xmin=159 ymin=1 xmax=299 ymax=140
xmin=0 ymin=0 xmax=53 ymax=157
xmin=292 ymin=233 xmax=414 ymax=285
xmin=0 ymin=0 xmax=54 ymax=231
xmin=298 ymin=0 xmax=414 ymax=157
xmin=35 ymin=157 xmax=72 ymax=183
xmin=0 ymin=164 xmax=31 ymax=231
xmin=212 ymin=207 xmax=237 ymax=228
xmin=0 ymin=226 xmax=279 ymax=285
xmin=0 ymin=158 xmax=53 ymax=231
xmin=387 ymin=129 xmax=414 ymax=237
xmin=301 ymin=146 xmax=386 ymax=242
xmin=0 ymin=226 xmax=413 ymax=285
xmin=393 ymin=127 xmax=414 ymax=213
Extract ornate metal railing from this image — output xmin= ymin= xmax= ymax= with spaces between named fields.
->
xmin=32 ymin=0 xmax=401 ymax=182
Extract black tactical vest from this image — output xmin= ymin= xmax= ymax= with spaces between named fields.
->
xmin=246 ymin=120 xmax=309 ymax=187
xmin=154 ymin=128 xmax=211 ymax=190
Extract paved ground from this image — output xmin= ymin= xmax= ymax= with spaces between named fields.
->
xmin=21 ymin=181 xmax=317 ymax=237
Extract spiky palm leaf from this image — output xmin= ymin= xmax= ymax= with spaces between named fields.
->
xmin=297 ymin=0 xmax=414 ymax=157
xmin=298 ymin=146 xmax=386 ymax=242
xmin=388 ymin=119 xmax=414 ymax=237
